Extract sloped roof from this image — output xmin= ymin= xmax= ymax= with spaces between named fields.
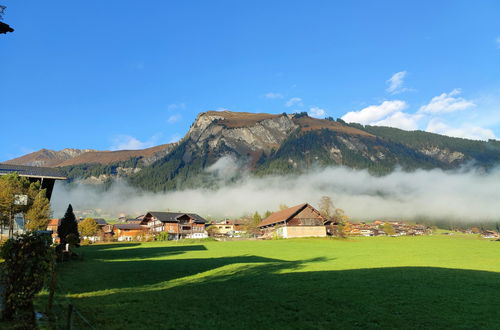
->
xmin=258 ymin=203 xmax=309 ymax=228
xmin=0 ymin=163 xmax=66 ymax=180
xmin=147 ymin=211 xmax=207 ymax=223
xmin=114 ymin=223 xmax=144 ymax=230
xmin=94 ymin=218 xmax=108 ymax=225
xmin=48 ymin=219 xmax=61 ymax=227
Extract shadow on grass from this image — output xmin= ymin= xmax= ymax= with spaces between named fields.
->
xmin=79 ymin=243 xmax=208 ymax=261
xmin=52 ymin=244 xmax=500 ymax=329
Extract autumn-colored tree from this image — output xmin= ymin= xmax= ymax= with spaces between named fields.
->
xmin=383 ymin=223 xmax=396 ymax=236
xmin=318 ymin=196 xmax=335 ymax=220
xmin=25 ymin=189 xmax=51 ymax=231
xmin=279 ymin=204 xmax=289 ymax=211
xmin=264 ymin=210 xmax=272 ymax=218
xmin=206 ymin=225 xmax=220 ymax=237
xmin=253 ymin=211 xmax=262 ymax=223
xmin=332 ymin=208 xmax=349 ymax=224
xmin=78 ymin=217 xmax=99 ymax=238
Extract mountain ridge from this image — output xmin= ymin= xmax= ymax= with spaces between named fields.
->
xmin=3 ymin=111 xmax=500 ymax=191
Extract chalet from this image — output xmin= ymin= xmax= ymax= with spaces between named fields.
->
xmin=259 ymin=203 xmax=327 ymax=238
xmin=113 ymin=223 xmax=147 ymax=241
xmin=211 ymin=220 xmax=246 ymax=236
xmin=142 ymin=212 xmax=208 ymax=239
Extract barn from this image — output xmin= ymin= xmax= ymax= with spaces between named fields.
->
xmin=259 ymin=203 xmax=327 ymax=238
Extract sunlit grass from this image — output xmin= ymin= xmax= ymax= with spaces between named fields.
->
xmin=37 ymin=235 xmax=500 ymax=329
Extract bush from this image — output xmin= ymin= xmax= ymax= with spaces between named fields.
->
xmin=81 ymin=238 xmax=92 ymax=246
xmin=155 ymin=232 xmax=171 ymax=241
xmin=0 ymin=232 xmax=54 ymax=325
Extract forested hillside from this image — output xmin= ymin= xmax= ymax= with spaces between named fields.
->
xmin=8 ymin=111 xmax=500 ymax=191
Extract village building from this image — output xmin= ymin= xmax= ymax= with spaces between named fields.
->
xmin=113 ymin=223 xmax=147 ymax=241
xmin=141 ymin=212 xmax=208 ymax=239
xmin=259 ymin=203 xmax=327 ymax=238
xmin=47 ymin=218 xmax=61 ymax=243
xmin=210 ymin=220 xmax=246 ymax=236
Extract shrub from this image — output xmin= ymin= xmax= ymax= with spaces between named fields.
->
xmin=0 ymin=232 xmax=54 ymax=325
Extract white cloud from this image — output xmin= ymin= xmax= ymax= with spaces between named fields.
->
xmin=419 ymin=89 xmax=475 ymax=114
xmin=285 ymin=97 xmax=303 ymax=107
xmin=386 ymin=71 xmax=408 ymax=94
xmin=342 ymin=100 xmax=408 ymax=125
xmin=263 ymin=92 xmax=283 ymax=99
xmin=167 ymin=114 xmax=182 ymax=124
xmin=373 ymin=111 xmax=422 ymax=131
xmin=308 ymin=106 xmax=327 ymax=118
xmin=426 ymin=119 xmax=497 ymax=141
xmin=215 ymin=107 xmax=230 ymax=112
xmin=168 ymin=103 xmax=186 ymax=111
xmin=110 ymin=134 xmax=161 ymax=150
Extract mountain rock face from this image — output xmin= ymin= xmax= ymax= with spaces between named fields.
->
xmin=4 ymin=110 xmax=500 ymax=190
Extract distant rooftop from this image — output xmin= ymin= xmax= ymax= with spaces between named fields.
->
xmin=0 ymin=163 xmax=67 ymax=180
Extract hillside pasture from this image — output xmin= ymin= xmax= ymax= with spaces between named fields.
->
xmin=40 ymin=236 xmax=500 ymax=329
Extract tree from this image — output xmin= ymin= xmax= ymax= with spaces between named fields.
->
xmin=264 ymin=210 xmax=272 ymax=218
xmin=1 ymin=232 xmax=54 ymax=326
xmin=25 ymin=189 xmax=51 ymax=231
xmin=318 ymin=196 xmax=335 ymax=220
xmin=253 ymin=211 xmax=262 ymax=223
xmin=0 ymin=173 xmax=30 ymax=237
xmin=206 ymin=225 xmax=219 ymax=237
xmin=332 ymin=208 xmax=349 ymax=224
xmin=57 ymin=204 xmax=80 ymax=246
xmin=279 ymin=204 xmax=289 ymax=211
xmin=78 ymin=217 xmax=99 ymax=238
xmin=383 ymin=222 xmax=396 ymax=236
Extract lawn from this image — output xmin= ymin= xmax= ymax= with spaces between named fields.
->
xmin=39 ymin=236 xmax=500 ymax=329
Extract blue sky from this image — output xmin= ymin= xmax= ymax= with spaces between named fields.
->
xmin=1 ymin=1 xmax=500 ymax=161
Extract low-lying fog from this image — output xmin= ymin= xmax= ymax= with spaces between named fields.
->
xmin=51 ymin=164 xmax=500 ymax=222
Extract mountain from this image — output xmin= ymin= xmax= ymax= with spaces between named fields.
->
xmin=5 ymin=144 xmax=176 ymax=168
xmin=4 ymin=148 xmax=96 ymax=167
xmin=4 ymin=111 xmax=500 ymax=190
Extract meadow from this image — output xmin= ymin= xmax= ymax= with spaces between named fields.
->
xmin=39 ymin=235 xmax=500 ymax=329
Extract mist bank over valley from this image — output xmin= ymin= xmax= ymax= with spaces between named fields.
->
xmin=52 ymin=165 xmax=500 ymax=227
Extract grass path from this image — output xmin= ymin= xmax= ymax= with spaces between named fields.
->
xmin=39 ymin=235 xmax=500 ymax=329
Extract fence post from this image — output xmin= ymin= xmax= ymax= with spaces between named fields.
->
xmin=46 ymin=259 xmax=57 ymax=314
xmin=66 ymin=304 xmax=74 ymax=330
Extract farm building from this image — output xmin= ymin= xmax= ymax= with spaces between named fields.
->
xmin=113 ymin=223 xmax=146 ymax=241
xmin=259 ymin=203 xmax=327 ymax=238
xmin=142 ymin=212 xmax=208 ymax=239
xmin=210 ymin=220 xmax=246 ymax=236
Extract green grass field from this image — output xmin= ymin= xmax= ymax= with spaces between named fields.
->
xmin=39 ymin=235 xmax=500 ymax=329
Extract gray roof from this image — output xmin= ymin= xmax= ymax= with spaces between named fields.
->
xmin=147 ymin=211 xmax=207 ymax=224
xmin=114 ymin=223 xmax=144 ymax=230
xmin=0 ymin=163 xmax=67 ymax=180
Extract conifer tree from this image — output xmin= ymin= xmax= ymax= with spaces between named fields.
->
xmin=25 ymin=189 xmax=51 ymax=231
xmin=57 ymin=204 xmax=80 ymax=246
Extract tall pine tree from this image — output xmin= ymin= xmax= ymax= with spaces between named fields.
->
xmin=57 ymin=204 xmax=80 ymax=246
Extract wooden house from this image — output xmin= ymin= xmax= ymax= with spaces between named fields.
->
xmin=211 ymin=220 xmax=246 ymax=236
xmin=113 ymin=223 xmax=147 ymax=241
xmin=142 ymin=212 xmax=207 ymax=239
xmin=258 ymin=203 xmax=327 ymax=238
